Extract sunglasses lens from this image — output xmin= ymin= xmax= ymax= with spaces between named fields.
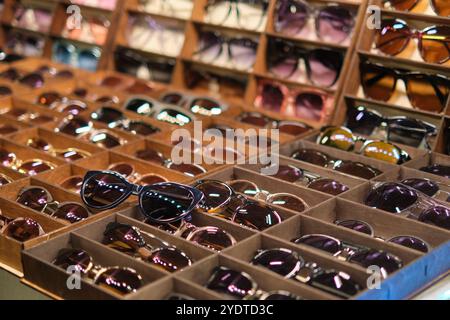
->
xmin=336 ymin=220 xmax=373 ymax=235
xmin=388 ymin=236 xmax=429 ymax=253
xmin=233 ymin=202 xmax=282 ymax=231
xmin=0 ymin=86 xmax=12 ymax=97
xmin=126 ymin=99 xmax=153 ymax=115
xmin=187 ymin=227 xmax=235 ymax=251
xmin=73 ymin=88 xmax=87 ymax=98
xmin=58 ymin=149 xmax=89 ymax=162
xmin=90 ymin=132 xmax=122 ymax=148
xmin=308 ymin=179 xmax=349 ymax=195
xmin=197 ymin=181 xmax=233 ymax=212
xmin=271 ymin=165 xmax=303 ymax=183
xmin=83 ymin=173 xmax=129 ymax=208
xmin=141 ymin=184 xmax=196 ymax=223
xmin=317 ymin=6 xmax=353 ymax=43
xmin=375 ymin=19 xmax=410 ymax=57
xmin=125 ymin=122 xmax=160 ymax=136
xmin=20 ymin=73 xmax=44 ymax=88
xmin=360 ymin=62 xmax=395 ymax=102
xmin=366 ymin=183 xmax=418 ymax=213
xmin=207 ymin=267 xmax=254 ymax=299
xmin=228 ymin=181 xmax=259 ymax=197
xmin=0 ymin=124 xmax=18 ymax=135
xmin=277 ymin=121 xmax=310 ymax=136
xmin=260 ymin=83 xmax=284 ymax=112
xmin=275 ymin=0 xmax=308 ymax=35
xmin=18 ymin=161 xmax=54 ymax=175
xmin=0 ymin=148 xmax=16 ymax=166
xmin=28 ymin=138 xmax=51 ymax=151
xmin=308 ymin=49 xmax=342 ymax=87
xmin=95 ymin=267 xmax=142 ymax=295
xmin=91 ymin=107 xmax=124 ymax=126
xmin=401 ymin=178 xmax=439 ymax=197
xmin=293 ymin=234 xmax=340 ymax=254
xmin=58 ymin=117 xmax=91 ymax=136
xmin=53 ymin=203 xmax=89 ymax=224
xmin=333 ymin=160 xmax=381 ymax=179
xmin=346 ymin=106 xmax=382 ymax=136
xmin=126 ymin=81 xmax=153 ymax=94
xmin=156 ymin=109 xmax=192 ymax=126
xmin=348 ymin=249 xmax=402 ymax=275
xmin=291 ymin=148 xmax=330 ymax=167
xmin=252 ymin=249 xmax=302 ymax=278
xmin=103 ymin=223 xmax=145 ymax=253
xmin=53 ymin=249 xmax=92 ymax=274
xmin=267 ymin=194 xmax=306 ymax=213
xmin=190 ymin=98 xmax=223 ymax=115
xmin=135 ymin=149 xmax=166 ymax=165
xmin=17 ymin=187 xmax=49 ymax=211
xmin=294 ymin=92 xmax=324 ymax=121
xmin=318 ymin=127 xmax=354 ymax=151
xmin=238 ymin=112 xmax=271 ymax=127
xmin=137 ymin=175 xmax=167 ymax=186
xmin=431 ymin=0 xmax=450 ymax=16
xmin=418 ymin=206 xmax=450 ymax=230
xmin=38 ymin=92 xmax=62 ymax=106
xmin=167 ymin=163 xmax=206 ymax=177
xmin=311 ymin=271 xmax=360 ymax=299
xmin=61 ymin=176 xmax=83 ymax=194
xmin=148 ymin=248 xmax=191 ymax=272
xmin=0 ymin=175 xmax=12 ymax=186
xmin=406 ymin=74 xmax=447 ymax=112
xmin=108 ymin=163 xmax=134 ymax=178
xmin=420 ymin=164 xmax=450 ymax=179
xmin=387 ymin=118 xmax=429 ymax=147
xmin=4 ymin=218 xmax=42 ymax=241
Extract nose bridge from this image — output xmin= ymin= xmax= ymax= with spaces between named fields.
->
xmin=132 ymin=184 xmax=143 ymax=195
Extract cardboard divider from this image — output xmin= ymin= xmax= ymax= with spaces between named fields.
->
xmin=0 ymin=114 xmax=31 ymax=135
xmin=22 ymin=232 xmax=169 ymax=299
xmin=404 ymin=152 xmax=450 ymax=179
xmin=175 ymin=254 xmax=339 ymax=300
xmin=0 ymin=164 xmax=27 ymax=185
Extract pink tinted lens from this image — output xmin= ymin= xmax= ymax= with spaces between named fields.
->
xmin=317 ymin=6 xmax=353 ymax=43
xmin=294 ymin=93 xmax=324 ymax=121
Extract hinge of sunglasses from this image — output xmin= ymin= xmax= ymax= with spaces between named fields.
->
xmin=131 ymin=184 xmax=144 ymax=195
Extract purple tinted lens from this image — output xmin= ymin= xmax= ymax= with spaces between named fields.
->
xmin=229 ymin=38 xmax=257 ymax=69
xmin=20 ymin=73 xmax=44 ymax=88
xmin=275 ymin=0 xmax=308 ymax=35
xmin=198 ymin=32 xmax=222 ymax=62
xmin=251 ymin=249 xmax=303 ymax=277
xmin=270 ymin=56 xmax=298 ymax=78
xmin=312 ymin=271 xmax=361 ymax=299
xmin=0 ymin=68 xmax=20 ymax=81
xmin=418 ymin=206 xmax=450 ymax=230
xmin=271 ymin=165 xmax=303 ymax=183
xmin=53 ymin=249 xmax=92 ymax=274
xmin=334 ymin=161 xmax=381 ymax=179
xmin=83 ymin=173 xmax=128 ymax=208
xmin=401 ymin=178 xmax=439 ymax=197
xmin=308 ymin=179 xmax=349 ymax=195
xmin=365 ymin=183 xmax=418 ymax=214
xmin=291 ymin=148 xmax=330 ymax=167
xmin=348 ymin=249 xmax=402 ymax=275
xmin=261 ymin=83 xmax=284 ymax=112
xmin=161 ymin=93 xmax=183 ymax=105
xmin=388 ymin=236 xmax=429 ymax=253
xmin=420 ymin=165 xmax=450 ymax=179
xmin=207 ymin=267 xmax=254 ymax=299
xmin=336 ymin=220 xmax=373 ymax=235
xmin=53 ymin=203 xmax=89 ymax=224
xmin=293 ymin=234 xmax=341 ymax=254
xmin=317 ymin=6 xmax=353 ymax=43
xmin=294 ymin=93 xmax=324 ymax=121
xmin=233 ymin=202 xmax=282 ymax=231
xmin=308 ymin=50 xmax=341 ymax=87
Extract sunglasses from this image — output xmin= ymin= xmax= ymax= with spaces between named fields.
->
xmin=293 ymin=234 xmax=403 ymax=277
xmin=12 ymin=6 xmax=52 ymax=32
xmin=2 ymin=108 xmax=56 ymax=125
xmin=236 ymin=112 xmax=311 ymax=136
xmin=53 ymin=41 xmax=101 ymax=72
xmin=64 ymin=15 xmax=110 ymax=45
xmin=365 ymin=182 xmax=450 ymax=230
xmin=53 ymin=248 xmax=143 ymax=296
xmin=207 ymin=266 xmax=303 ymax=300
xmin=420 ymin=164 xmax=450 ymax=179
xmin=267 ymin=39 xmax=343 ymax=87
xmin=346 ymin=105 xmax=437 ymax=149
xmin=160 ymin=91 xmax=228 ymax=116
xmin=205 ymin=0 xmax=269 ymax=31
xmin=383 ymin=0 xmax=449 ymax=17
xmin=26 ymin=137 xmax=92 ymax=162
xmin=139 ymin=0 xmax=193 ymax=19
xmin=335 ymin=220 xmax=430 ymax=253
xmin=0 ymin=68 xmax=45 ymax=88
xmin=275 ymin=0 xmax=354 ymax=44
xmin=55 ymin=115 xmax=126 ymax=148
xmin=360 ymin=61 xmax=449 ymax=113
xmin=0 ymin=85 xmax=12 ymax=97
xmin=124 ymin=97 xmax=195 ymax=127
xmin=0 ymin=214 xmax=45 ymax=242
xmin=254 ymin=81 xmax=328 ymax=121
xmin=375 ymin=19 xmax=450 ymax=64
xmin=251 ymin=248 xmax=361 ymax=299
xmin=0 ymin=148 xmax=57 ymax=176
xmin=400 ymin=178 xmax=450 ymax=202
xmin=0 ymin=123 xmax=19 ymax=135
xmin=194 ymin=180 xmax=283 ymax=230
xmin=90 ymin=107 xmax=161 ymax=136
xmin=39 ymin=96 xmax=89 ymax=116
xmin=17 ymin=186 xmax=90 ymax=224
xmin=291 ymin=148 xmax=383 ymax=180
xmin=60 ymin=175 xmax=84 ymax=194
xmin=102 ymin=222 xmax=192 ymax=273
xmin=107 ymin=162 xmax=168 ymax=186
xmin=196 ymin=31 xmax=258 ymax=70
xmin=318 ymin=126 xmax=411 ymax=165
xmin=81 ymin=171 xmax=204 ymax=224
xmin=71 ymin=88 xmax=120 ymax=105
xmin=0 ymin=48 xmax=24 ymax=63
xmin=258 ymin=165 xmax=350 ymax=196
xmin=134 ymin=148 xmax=207 ymax=177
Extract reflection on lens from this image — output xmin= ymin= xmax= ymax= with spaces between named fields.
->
xmin=187 ymin=227 xmax=236 ymax=251
xmin=365 ymin=183 xmax=418 ymax=214
xmin=308 ymin=179 xmax=349 ymax=195
xmin=103 ymin=223 xmax=145 ymax=254
xmin=147 ymin=247 xmax=192 ymax=272
xmin=17 ymin=187 xmax=49 ymax=211
xmin=83 ymin=173 xmax=128 ymax=208
xmin=196 ymin=181 xmax=233 ymax=212
xmin=388 ymin=236 xmax=429 ymax=253
xmin=53 ymin=248 xmax=92 ymax=274
xmin=207 ymin=267 xmax=254 ymax=299
xmin=4 ymin=218 xmax=43 ymax=242
xmin=233 ymin=202 xmax=282 ymax=231
xmin=95 ymin=267 xmax=142 ymax=296
xmin=348 ymin=249 xmax=402 ymax=276
xmin=311 ymin=271 xmax=361 ymax=299
xmin=53 ymin=203 xmax=89 ymax=224
xmin=418 ymin=206 xmax=450 ymax=230
xmin=293 ymin=234 xmax=341 ymax=254
xmin=252 ymin=249 xmax=303 ymax=278
xmin=401 ymin=178 xmax=439 ymax=197
xmin=318 ymin=127 xmax=354 ymax=151
xmin=336 ymin=220 xmax=373 ymax=235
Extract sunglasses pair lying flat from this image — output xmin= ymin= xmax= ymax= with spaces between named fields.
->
xmin=0 ymin=213 xmax=45 ymax=242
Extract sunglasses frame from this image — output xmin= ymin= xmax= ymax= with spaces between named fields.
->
xmin=160 ymin=91 xmax=229 ymax=116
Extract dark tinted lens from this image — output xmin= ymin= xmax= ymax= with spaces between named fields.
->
xmin=141 ymin=183 xmax=195 ymax=223
xmin=307 ymin=49 xmax=342 ymax=87
xmin=0 ymin=174 xmax=12 ymax=186
xmin=126 ymin=99 xmax=153 ymax=115
xmin=161 ymin=93 xmax=183 ymax=105
xmin=291 ymin=148 xmax=330 ymax=167
xmin=197 ymin=181 xmax=232 ymax=212
xmin=108 ymin=163 xmax=134 ymax=177
xmin=251 ymin=249 xmax=303 ymax=278
xmin=238 ymin=112 xmax=271 ymax=127
xmin=277 ymin=121 xmax=310 ymax=136
xmin=294 ymin=92 xmax=324 ymax=121
xmin=103 ymin=223 xmax=145 ymax=253
xmin=267 ymin=194 xmax=307 ymax=213
xmin=126 ymin=81 xmax=153 ymax=94
xmin=95 ymin=267 xmax=142 ymax=295
xmin=187 ymin=227 xmax=235 ymax=251
xmin=317 ymin=6 xmax=353 ymax=43
xmin=334 ymin=161 xmax=381 ymax=179
xmin=336 ymin=220 xmax=373 ymax=235
xmin=228 ymin=181 xmax=259 ymax=197
xmin=0 ymin=68 xmax=20 ymax=80
xmin=420 ymin=165 xmax=450 ymax=179
xmin=401 ymin=178 xmax=439 ymax=197
xmin=418 ymin=206 xmax=450 ymax=230
xmin=308 ymin=179 xmax=350 ymax=195
xmin=17 ymin=187 xmax=49 ymax=211
xmin=38 ymin=92 xmax=62 ymax=106
xmin=0 ymin=148 xmax=15 ymax=166
xmin=91 ymin=107 xmax=124 ymax=125
xmin=348 ymin=249 xmax=403 ymax=275
xmin=293 ymin=234 xmax=341 ymax=254
xmin=260 ymin=83 xmax=284 ymax=112
xmin=60 ymin=176 xmax=83 ymax=194
xmin=83 ymin=173 xmax=129 ymax=208
xmin=125 ymin=122 xmax=160 ymax=136
xmin=207 ymin=267 xmax=254 ymax=299
xmin=4 ymin=218 xmax=42 ymax=241
xmin=365 ymin=183 xmax=418 ymax=213
xmin=346 ymin=106 xmax=381 ymax=136
xmin=275 ymin=0 xmax=308 ymax=35
xmin=0 ymin=124 xmax=18 ymax=135
xmin=18 ymin=161 xmax=54 ymax=176
xmin=147 ymin=247 xmax=191 ymax=272
xmin=73 ymin=88 xmax=87 ymax=98
xmin=388 ymin=236 xmax=429 ymax=253
xmin=233 ymin=202 xmax=282 ymax=231
xmin=53 ymin=203 xmax=89 ymax=224
xmin=167 ymin=163 xmax=207 ymax=177
xmin=90 ymin=132 xmax=121 ymax=148
xmin=135 ymin=149 xmax=166 ymax=165
xmin=387 ymin=117 xmax=429 ymax=147
xmin=53 ymin=249 xmax=92 ymax=274
xmin=101 ymin=76 xmax=123 ymax=87
xmin=0 ymin=86 xmax=12 ymax=97
xmin=156 ymin=109 xmax=192 ymax=126
xmin=57 ymin=149 xmax=88 ymax=162
xmin=58 ymin=117 xmax=91 ymax=136
xmin=20 ymin=73 xmax=44 ymax=88
xmin=270 ymin=165 xmax=303 ymax=183
xmin=190 ymin=98 xmax=222 ymax=115
xmin=311 ymin=271 xmax=361 ymax=299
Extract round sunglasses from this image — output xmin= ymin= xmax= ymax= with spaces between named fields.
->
xmin=0 ymin=148 xmax=57 ymax=176
xmin=0 ymin=214 xmax=45 ymax=242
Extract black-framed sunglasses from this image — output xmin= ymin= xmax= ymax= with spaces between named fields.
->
xmin=80 ymin=171 xmax=204 ymax=224
xmin=160 ymin=91 xmax=228 ymax=116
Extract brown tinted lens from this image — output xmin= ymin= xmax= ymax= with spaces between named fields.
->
xmin=60 ymin=176 xmax=83 ymax=193
xmin=96 ymin=96 xmax=119 ymax=104
xmin=318 ymin=127 xmax=355 ymax=151
xmin=334 ymin=160 xmax=381 ymax=179
xmin=18 ymin=161 xmax=55 ymax=175
xmin=431 ymin=0 xmax=450 ymax=16
xmin=95 ymin=267 xmax=142 ymax=295
xmin=238 ymin=113 xmax=271 ymax=127
xmin=56 ymin=149 xmax=89 ymax=162
xmin=90 ymin=132 xmax=122 ymax=148
xmin=53 ymin=249 xmax=92 ymax=274
xmin=0 ymin=148 xmax=16 ymax=166
xmin=83 ymin=173 xmax=128 ymax=207
xmin=38 ymin=92 xmax=62 ymax=106
xmin=4 ymin=218 xmax=42 ymax=241
xmin=101 ymin=76 xmax=123 ymax=87
xmin=167 ymin=163 xmax=207 ymax=177
xmin=103 ymin=223 xmax=145 ymax=253
xmin=233 ymin=202 xmax=282 ymax=230
xmin=196 ymin=181 xmax=232 ymax=212
xmin=136 ymin=175 xmax=167 ymax=186
xmin=267 ymin=194 xmax=306 ymax=213
xmin=360 ymin=62 xmax=396 ymax=102
xmin=291 ymin=148 xmax=330 ymax=167
xmin=190 ymin=98 xmax=222 ymax=115
xmin=187 ymin=227 xmax=235 ymax=251
xmin=108 ymin=163 xmax=134 ymax=177
xmin=375 ymin=19 xmax=410 ymax=56
xmin=228 ymin=180 xmax=259 ymax=197
xmin=17 ymin=187 xmax=49 ymax=211
xmin=27 ymin=138 xmax=51 ymax=152
xmin=389 ymin=0 xmax=418 ymax=11
xmin=126 ymin=122 xmax=160 ymax=136
xmin=421 ymin=26 xmax=450 ymax=64
xmin=147 ymin=248 xmax=191 ymax=272
xmin=53 ymin=203 xmax=89 ymax=223
xmin=60 ymin=102 xmax=88 ymax=115
xmin=277 ymin=122 xmax=310 ymax=135
xmin=0 ymin=124 xmax=18 ymax=135
xmin=406 ymin=74 xmax=447 ymax=112
xmin=135 ymin=149 xmax=166 ymax=165
xmin=362 ymin=141 xmax=403 ymax=164
xmin=58 ymin=117 xmax=91 ymax=136
xmin=308 ymin=178 xmax=350 ymax=195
